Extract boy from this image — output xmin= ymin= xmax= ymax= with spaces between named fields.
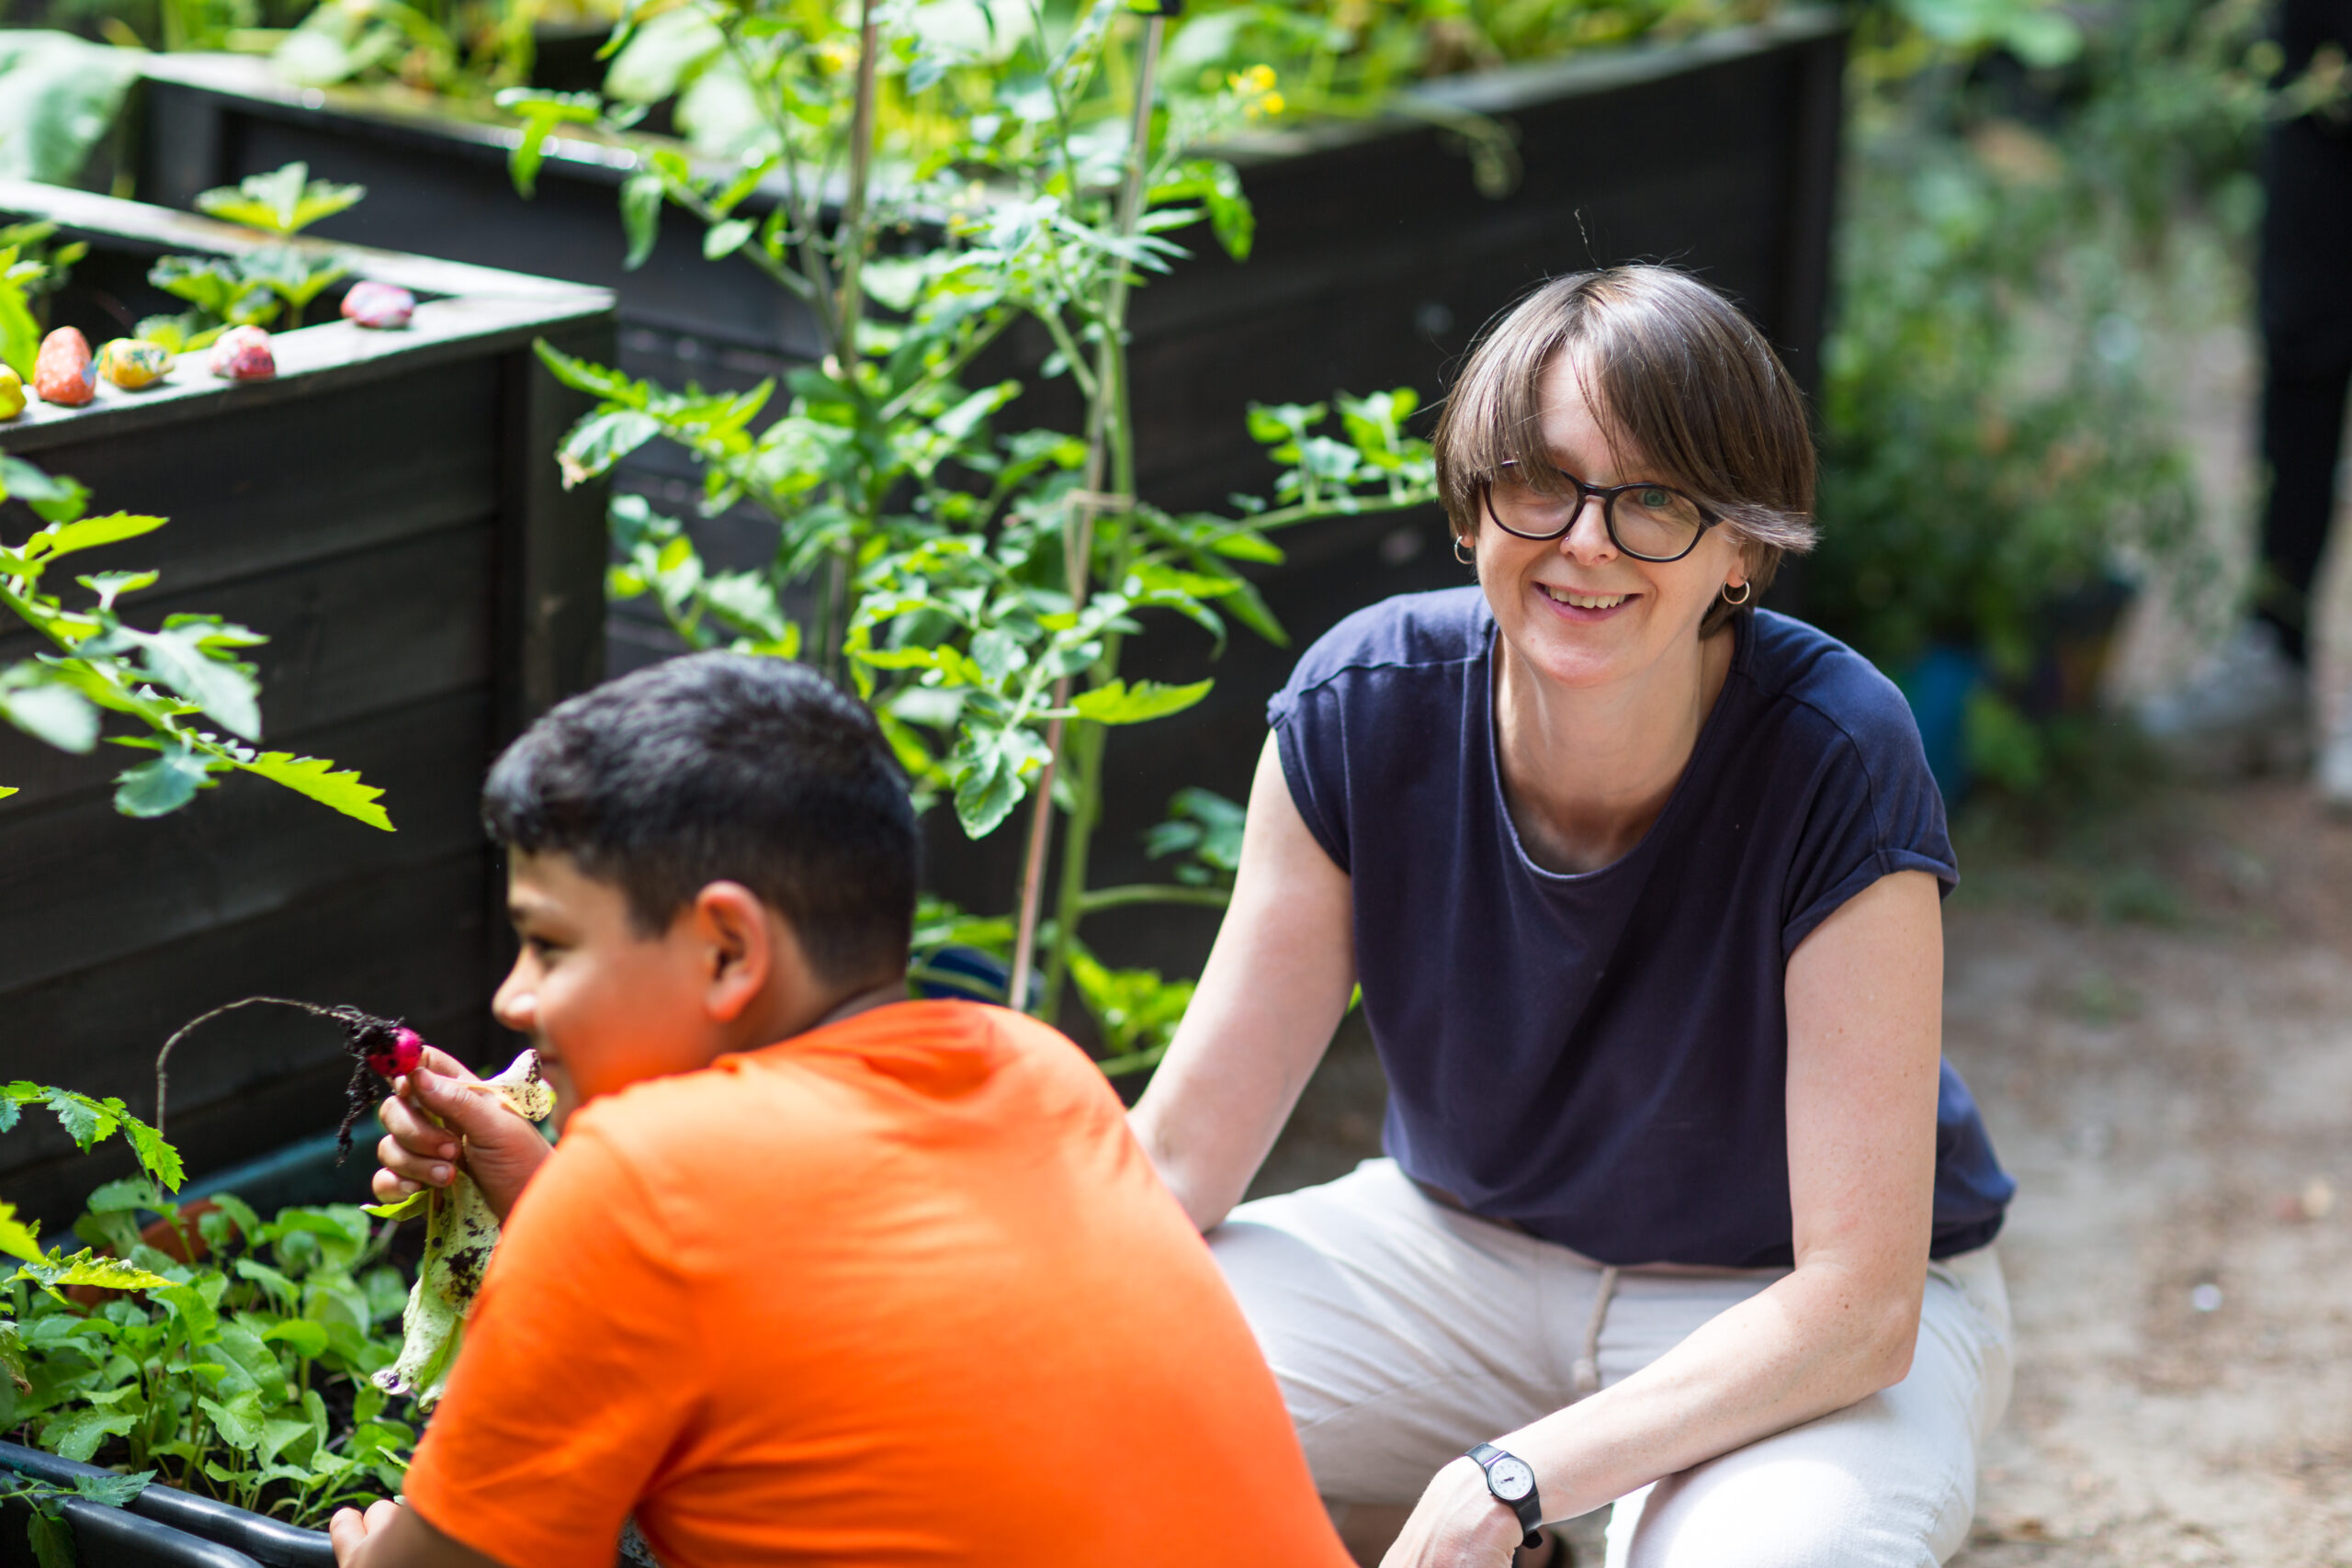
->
xmin=331 ymin=653 xmax=1349 ymax=1568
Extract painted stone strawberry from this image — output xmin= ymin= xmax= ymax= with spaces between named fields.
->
xmin=33 ymin=327 xmax=95 ymax=405
xmin=210 ymin=324 xmax=276 ymax=381
xmin=341 ymin=281 xmax=415 ymax=330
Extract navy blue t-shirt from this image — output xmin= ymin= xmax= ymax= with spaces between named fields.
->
xmin=1268 ymin=590 xmax=2013 ymax=1269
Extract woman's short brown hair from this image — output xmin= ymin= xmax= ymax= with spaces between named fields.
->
xmin=1433 ymin=265 xmax=1818 ymax=637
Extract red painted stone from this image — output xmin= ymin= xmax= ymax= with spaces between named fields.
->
xmin=32 ymin=327 xmax=95 ymax=406
xmin=210 ymin=324 xmax=276 ymax=381
xmin=341 ymin=281 xmax=415 ymax=330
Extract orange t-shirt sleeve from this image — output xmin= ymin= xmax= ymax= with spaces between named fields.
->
xmin=401 ymin=1122 xmax=701 ymax=1568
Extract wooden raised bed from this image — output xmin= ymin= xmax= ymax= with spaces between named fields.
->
xmin=0 ymin=181 xmax=613 ymax=1224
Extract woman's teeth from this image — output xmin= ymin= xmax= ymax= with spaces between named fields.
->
xmin=1539 ymin=585 xmax=1628 ymax=610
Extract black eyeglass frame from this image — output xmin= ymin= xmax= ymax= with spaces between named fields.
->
xmin=1476 ymin=460 xmax=1723 ymax=563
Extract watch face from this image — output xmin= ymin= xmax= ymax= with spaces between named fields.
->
xmin=1488 ymin=1456 xmax=1535 ymax=1502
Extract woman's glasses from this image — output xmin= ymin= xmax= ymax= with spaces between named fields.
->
xmin=1478 ymin=461 xmax=1720 ymax=563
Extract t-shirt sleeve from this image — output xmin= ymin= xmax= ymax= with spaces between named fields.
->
xmin=1266 ymin=679 xmax=1351 ymax=874
xmin=1779 ymin=674 xmax=1959 ymax=956
xmin=401 ymin=1123 xmax=701 ymax=1568
xmin=1266 ymin=600 xmax=1417 ymax=875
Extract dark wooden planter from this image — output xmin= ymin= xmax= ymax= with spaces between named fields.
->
xmin=130 ymin=14 xmax=1843 ymax=976
xmin=0 ymin=181 xmax=613 ymax=1225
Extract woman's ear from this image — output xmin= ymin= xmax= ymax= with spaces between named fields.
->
xmin=1729 ymin=536 xmax=1764 ymax=594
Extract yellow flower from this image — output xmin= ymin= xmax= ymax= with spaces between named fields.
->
xmin=1259 ymin=90 xmax=1286 ymax=116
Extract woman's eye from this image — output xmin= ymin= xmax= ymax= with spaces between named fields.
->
xmin=1634 ymin=487 xmax=1672 ymax=509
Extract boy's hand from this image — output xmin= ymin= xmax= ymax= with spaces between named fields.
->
xmin=374 ymin=1045 xmax=551 ymax=1222
xmin=331 ymin=1500 xmax=506 ymax=1568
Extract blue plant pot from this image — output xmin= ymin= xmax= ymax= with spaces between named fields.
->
xmin=1896 ymin=645 xmax=1981 ymax=808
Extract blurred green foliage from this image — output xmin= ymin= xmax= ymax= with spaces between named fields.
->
xmin=1811 ymin=0 xmax=2322 ymax=802
xmin=1159 ymin=0 xmax=1781 ymax=113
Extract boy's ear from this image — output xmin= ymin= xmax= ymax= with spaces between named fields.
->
xmin=692 ymin=881 xmax=773 ymax=1023
xmin=690 ymin=881 xmax=816 ymax=1025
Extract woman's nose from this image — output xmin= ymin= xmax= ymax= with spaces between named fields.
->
xmin=1557 ymin=492 xmax=1616 ymax=559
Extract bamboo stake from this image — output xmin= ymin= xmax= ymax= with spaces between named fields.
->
xmin=1006 ymin=9 xmax=1169 ymax=1014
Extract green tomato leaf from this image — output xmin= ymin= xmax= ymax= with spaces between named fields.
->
xmin=952 ymin=748 xmax=1023 ymax=840
xmin=38 ymin=1088 xmax=116 ymax=1149
xmin=71 ymin=1470 xmax=153 ymax=1508
xmin=28 ymin=511 xmax=168 ymax=561
xmin=0 ymin=1199 xmax=42 ymax=1264
xmin=620 ymin=168 xmax=664 ymax=271
xmin=17 ymin=1251 xmax=169 ymax=1292
xmin=27 ymin=1510 xmax=74 ymax=1568
xmin=1069 ymin=678 xmax=1214 ymax=726
xmin=1 ymin=682 xmax=98 ymax=753
xmin=702 ymin=218 xmax=753 ymax=260
xmin=236 ymin=751 xmax=393 ymax=832
xmin=114 ymin=750 xmax=215 ymax=818
xmin=532 ymin=339 xmax=645 ymax=403
xmin=122 ymin=1116 xmax=185 ymax=1194
xmin=557 ymin=410 xmax=662 ymax=489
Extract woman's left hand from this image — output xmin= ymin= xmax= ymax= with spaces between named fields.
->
xmin=1381 ymin=1457 xmax=1530 ymax=1567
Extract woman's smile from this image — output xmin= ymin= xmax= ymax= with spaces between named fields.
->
xmin=1532 ymin=581 xmax=1638 ymax=618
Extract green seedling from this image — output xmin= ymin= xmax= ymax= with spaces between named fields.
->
xmin=192 ymin=163 xmax=365 ymax=238
xmin=1 ymin=451 xmax=392 ymax=827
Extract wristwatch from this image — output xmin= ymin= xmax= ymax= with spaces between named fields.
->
xmin=1464 ymin=1442 xmax=1544 ymax=1551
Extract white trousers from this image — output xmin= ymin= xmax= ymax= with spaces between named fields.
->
xmin=1210 ymin=1159 xmax=2014 ymax=1567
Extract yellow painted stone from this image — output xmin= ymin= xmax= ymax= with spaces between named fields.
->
xmin=96 ymin=338 xmax=174 ymax=390
xmin=0 ymin=366 xmax=25 ymax=420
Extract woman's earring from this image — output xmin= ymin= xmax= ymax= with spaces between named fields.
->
xmin=1453 ymin=536 xmax=1476 ymax=567
xmin=1721 ymin=580 xmax=1752 ymax=605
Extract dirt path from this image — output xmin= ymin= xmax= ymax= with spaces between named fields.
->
xmin=1252 ymin=777 xmax=2352 ymax=1564
xmin=1949 ymin=780 xmax=2352 ymax=1566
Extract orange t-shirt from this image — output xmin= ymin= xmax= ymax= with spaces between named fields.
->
xmin=402 ymin=999 xmax=1349 ymax=1568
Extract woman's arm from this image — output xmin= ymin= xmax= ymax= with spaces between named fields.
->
xmin=1129 ymin=732 xmax=1358 ymax=1233
xmin=1381 ymin=869 xmax=1946 ymax=1566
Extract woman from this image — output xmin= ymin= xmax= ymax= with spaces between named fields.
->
xmin=1128 ymin=267 xmax=2016 ymax=1568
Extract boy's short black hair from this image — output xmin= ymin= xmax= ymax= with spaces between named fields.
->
xmin=481 ymin=652 xmax=917 ymax=987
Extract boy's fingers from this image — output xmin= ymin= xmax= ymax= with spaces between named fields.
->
xmin=375 ymin=1133 xmax=454 ymax=1191
xmin=377 ymin=1093 xmax=460 ymax=1162
xmin=328 ymin=1506 xmax=368 ymax=1562
xmin=413 ymin=1043 xmax=475 ymax=1083
xmin=406 ymin=1066 xmax=538 ymax=1145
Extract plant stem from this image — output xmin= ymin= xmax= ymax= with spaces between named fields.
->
xmin=837 ymin=0 xmax=880 ymax=367
xmin=1078 ymin=882 xmax=1233 ymax=913
xmin=1005 ymin=11 xmax=1168 ymax=1016
xmin=1039 ymin=714 xmax=1104 ymax=1020
xmin=826 ymin=545 xmax=851 ymax=682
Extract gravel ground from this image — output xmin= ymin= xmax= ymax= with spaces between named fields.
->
xmin=1250 ymin=774 xmax=2352 ymax=1566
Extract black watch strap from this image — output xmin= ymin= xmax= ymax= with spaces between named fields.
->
xmin=1464 ymin=1442 xmax=1544 ymax=1551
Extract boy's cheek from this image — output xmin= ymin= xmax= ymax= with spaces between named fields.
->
xmin=541 ymin=1058 xmax=579 ymax=1132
